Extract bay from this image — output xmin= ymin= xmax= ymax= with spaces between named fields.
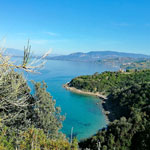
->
xmin=27 ymin=59 xmax=118 ymax=140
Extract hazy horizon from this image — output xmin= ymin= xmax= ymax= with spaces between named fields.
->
xmin=1 ymin=0 xmax=150 ymax=55
xmin=6 ymin=47 xmax=150 ymax=56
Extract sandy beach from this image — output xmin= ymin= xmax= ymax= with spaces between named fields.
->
xmin=63 ymin=83 xmax=107 ymax=100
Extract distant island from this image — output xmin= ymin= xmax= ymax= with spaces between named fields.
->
xmin=49 ymin=50 xmax=150 ymax=62
xmin=49 ymin=51 xmax=150 ymax=69
xmin=6 ymin=49 xmax=150 ymax=70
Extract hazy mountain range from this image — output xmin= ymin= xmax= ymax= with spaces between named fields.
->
xmin=4 ymin=48 xmax=24 ymax=56
xmin=49 ymin=51 xmax=150 ymax=62
xmin=3 ymin=49 xmax=150 ymax=63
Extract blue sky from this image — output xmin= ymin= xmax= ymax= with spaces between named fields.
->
xmin=0 ymin=0 xmax=150 ymax=55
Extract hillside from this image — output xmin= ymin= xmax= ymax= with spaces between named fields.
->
xmin=68 ymin=70 xmax=150 ymax=96
xmin=73 ymin=70 xmax=150 ymax=150
xmin=121 ymin=59 xmax=150 ymax=70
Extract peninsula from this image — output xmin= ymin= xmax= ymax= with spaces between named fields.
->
xmin=65 ymin=69 xmax=150 ymax=149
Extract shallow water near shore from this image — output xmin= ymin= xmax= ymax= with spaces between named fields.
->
xmin=27 ymin=59 xmax=118 ymax=140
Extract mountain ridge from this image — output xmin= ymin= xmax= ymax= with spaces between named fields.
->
xmin=49 ymin=51 xmax=150 ymax=62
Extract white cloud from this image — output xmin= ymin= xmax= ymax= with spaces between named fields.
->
xmin=43 ymin=31 xmax=60 ymax=37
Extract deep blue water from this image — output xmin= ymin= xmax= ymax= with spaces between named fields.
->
xmin=26 ymin=60 xmax=118 ymax=140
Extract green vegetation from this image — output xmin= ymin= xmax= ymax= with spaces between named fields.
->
xmin=69 ymin=71 xmax=150 ymax=149
xmin=69 ymin=70 xmax=150 ymax=95
xmin=2 ymin=41 xmax=150 ymax=149
xmin=0 ymin=126 xmax=75 ymax=150
xmin=79 ymin=83 xmax=150 ymax=149
xmin=0 ymin=44 xmax=78 ymax=149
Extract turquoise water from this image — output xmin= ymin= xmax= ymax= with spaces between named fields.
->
xmin=27 ymin=60 xmax=117 ymax=140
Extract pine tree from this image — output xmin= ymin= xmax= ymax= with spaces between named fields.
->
xmin=0 ymin=70 xmax=32 ymax=132
xmin=31 ymin=81 xmax=65 ymax=139
xmin=0 ymin=41 xmax=64 ymax=137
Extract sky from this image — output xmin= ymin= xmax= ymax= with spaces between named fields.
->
xmin=0 ymin=0 xmax=150 ymax=55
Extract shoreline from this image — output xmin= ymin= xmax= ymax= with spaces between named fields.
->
xmin=63 ymin=83 xmax=107 ymax=100
xmin=63 ymin=83 xmax=112 ymax=123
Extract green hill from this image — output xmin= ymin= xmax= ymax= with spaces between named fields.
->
xmin=68 ymin=70 xmax=150 ymax=96
xmin=67 ymin=70 xmax=150 ymax=149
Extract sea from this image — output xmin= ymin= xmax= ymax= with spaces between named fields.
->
xmin=25 ymin=59 xmax=118 ymax=140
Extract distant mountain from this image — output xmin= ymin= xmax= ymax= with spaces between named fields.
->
xmin=49 ymin=51 xmax=150 ymax=62
xmin=4 ymin=48 xmax=24 ymax=56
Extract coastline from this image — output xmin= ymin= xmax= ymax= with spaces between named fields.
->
xmin=63 ymin=83 xmax=107 ymax=100
xmin=63 ymin=83 xmax=112 ymax=123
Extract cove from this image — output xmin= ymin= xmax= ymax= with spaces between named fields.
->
xmin=27 ymin=59 xmax=118 ymax=140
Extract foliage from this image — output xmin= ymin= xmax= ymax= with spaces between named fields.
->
xmin=19 ymin=127 xmax=71 ymax=150
xmin=0 ymin=125 xmax=78 ymax=150
xmin=69 ymin=70 xmax=150 ymax=95
xmin=0 ymin=61 xmax=64 ymax=139
xmin=31 ymin=81 xmax=65 ymax=139
xmin=79 ymin=80 xmax=150 ymax=149
xmin=0 ymin=42 xmax=78 ymax=149
xmin=0 ymin=69 xmax=34 ymax=133
xmin=108 ymin=83 xmax=150 ymax=119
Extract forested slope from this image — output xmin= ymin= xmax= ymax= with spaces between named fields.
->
xmin=0 ymin=44 xmax=78 ymax=149
xmin=78 ymin=73 xmax=150 ymax=150
xmin=69 ymin=70 xmax=150 ymax=95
